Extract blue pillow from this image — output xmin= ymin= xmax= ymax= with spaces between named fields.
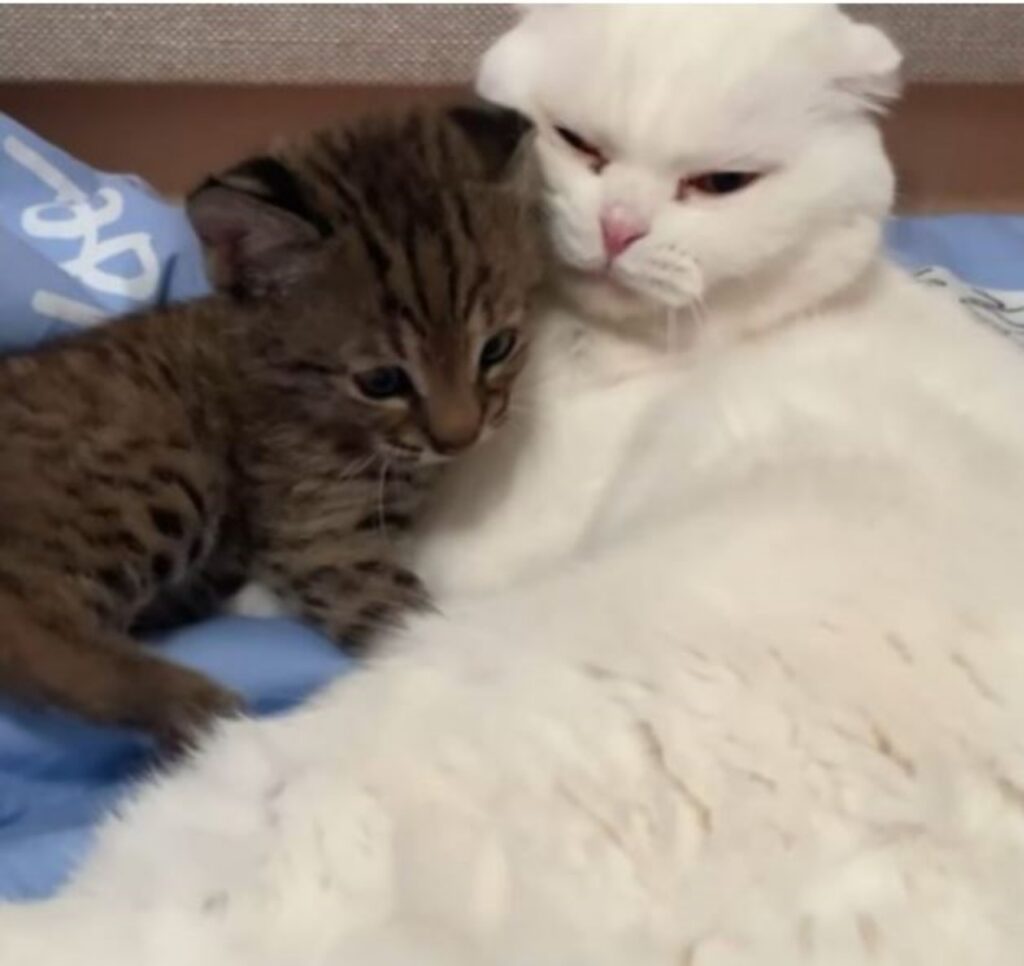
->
xmin=0 ymin=112 xmax=210 ymax=351
xmin=886 ymin=214 xmax=1024 ymax=291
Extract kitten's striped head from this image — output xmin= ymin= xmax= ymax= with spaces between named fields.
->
xmin=188 ymin=104 xmax=545 ymax=463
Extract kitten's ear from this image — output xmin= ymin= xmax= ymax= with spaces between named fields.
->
xmin=448 ymin=103 xmax=535 ymax=181
xmin=187 ymin=156 xmax=331 ymax=297
xmin=833 ymin=20 xmax=903 ymax=111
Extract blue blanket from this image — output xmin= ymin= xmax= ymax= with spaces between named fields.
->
xmin=2 ymin=113 xmax=1024 ymax=900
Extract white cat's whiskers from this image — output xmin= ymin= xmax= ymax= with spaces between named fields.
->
xmin=506 ymin=400 xmax=556 ymax=427
xmin=687 ymin=294 xmax=722 ymax=351
xmin=662 ymin=306 xmax=683 ymax=354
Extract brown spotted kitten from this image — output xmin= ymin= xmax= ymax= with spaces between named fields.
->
xmin=0 ymin=104 xmax=544 ymax=747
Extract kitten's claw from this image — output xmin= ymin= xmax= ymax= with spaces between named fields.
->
xmin=391 ymin=567 xmax=433 ymax=611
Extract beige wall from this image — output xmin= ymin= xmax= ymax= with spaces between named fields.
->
xmin=2 ymin=4 xmax=1021 ymax=210
xmin=2 ymin=5 xmax=1024 ymax=84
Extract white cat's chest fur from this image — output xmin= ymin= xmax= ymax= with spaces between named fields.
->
xmin=8 ymin=263 xmax=1024 ymax=966
xmin=417 ymin=261 xmax=1024 ymax=608
xmin=414 ymin=305 xmax=692 ymax=598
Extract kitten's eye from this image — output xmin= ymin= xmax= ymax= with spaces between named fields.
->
xmin=554 ymin=126 xmax=607 ymax=172
xmin=479 ymin=329 xmax=518 ymax=369
xmin=353 ymin=365 xmax=412 ymax=400
xmin=681 ymin=172 xmax=761 ymax=198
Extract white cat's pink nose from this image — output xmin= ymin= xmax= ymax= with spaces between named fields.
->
xmin=600 ymin=208 xmax=647 ymax=259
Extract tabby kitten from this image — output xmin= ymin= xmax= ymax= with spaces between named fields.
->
xmin=0 ymin=104 xmax=544 ymax=747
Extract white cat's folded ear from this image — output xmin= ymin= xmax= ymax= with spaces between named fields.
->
xmin=476 ymin=25 xmax=536 ymax=111
xmin=477 ymin=6 xmax=565 ymax=112
xmin=834 ymin=20 xmax=903 ymax=110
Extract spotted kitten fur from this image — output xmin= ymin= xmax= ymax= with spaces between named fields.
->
xmin=0 ymin=104 xmax=544 ymax=747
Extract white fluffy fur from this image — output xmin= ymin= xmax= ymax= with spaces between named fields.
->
xmin=6 ymin=7 xmax=1024 ymax=965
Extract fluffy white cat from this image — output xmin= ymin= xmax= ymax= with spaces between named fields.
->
xmin=6 ymin=6 xmax=1024 ymax=965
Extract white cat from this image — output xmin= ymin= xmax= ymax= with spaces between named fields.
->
xmin=6 ymin=7 xmax=1024 ymax=965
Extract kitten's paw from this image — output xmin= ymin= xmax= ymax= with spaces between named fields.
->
xmin=335 ymin=567 xmax=435 ymax=653
xmin=351 ymin=561 xmax=432 ymax=612
xmin=138 ymin=666 xmax=245 ymax=754
xmin=615 ymin=241 xmax=702 ymax=308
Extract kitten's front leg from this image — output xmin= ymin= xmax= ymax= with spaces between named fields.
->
xmin=257 ymin=540 xmax=431 ymax=652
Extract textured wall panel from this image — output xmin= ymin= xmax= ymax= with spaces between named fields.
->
xmin=1 ymin=5 xmax=1022 ymax=84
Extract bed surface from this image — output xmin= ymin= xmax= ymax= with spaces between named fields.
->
xmin=2 ymin=213 xmax=1024 ymax=900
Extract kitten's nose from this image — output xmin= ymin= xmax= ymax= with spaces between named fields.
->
xmin=427 ymin=401 xmax=482 ymax=456
xmin=600 ymin=206 xmax=647 ymax=259
xmin=432 ymin=429 xmax=479 ymax=457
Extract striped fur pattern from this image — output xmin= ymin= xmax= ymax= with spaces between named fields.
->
xmin=0 ymin=104 xmax=545 ymax=747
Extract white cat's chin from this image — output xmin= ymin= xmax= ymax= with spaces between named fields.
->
xmin=558 ymin=269 xmax=666 ymax=323
xmin=554 ymin=267 xmax=703 ymax=349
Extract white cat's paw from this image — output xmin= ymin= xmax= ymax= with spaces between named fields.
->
xmin=616 ymin=241 xmax=702 ymax=308
xmin=227 ymin=582 xmax=290 ymax=618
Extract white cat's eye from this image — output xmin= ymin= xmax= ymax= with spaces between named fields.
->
xmin=554 ymin=126 xmax=607 ymax=173
xmin=678 ymin=172 xmax=761 ymax=199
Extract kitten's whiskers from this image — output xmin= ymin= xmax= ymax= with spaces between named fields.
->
xmin=376 ymin=458 xmax=391 ymax=535
xmin=340 ymin=454 xmax=377 ymax=483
